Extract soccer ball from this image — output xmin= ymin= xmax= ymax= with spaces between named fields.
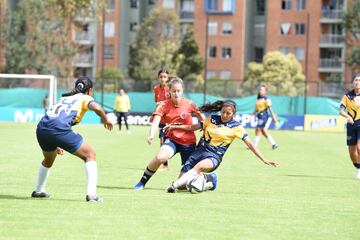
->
xmin=186 ymin=175 xmax=206 ymax=194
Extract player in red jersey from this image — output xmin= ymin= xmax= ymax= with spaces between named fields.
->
xmin=134 ymin=77 xmax=204 ymax=190
xmin=153 ymin=69 xmax=171 ymax=171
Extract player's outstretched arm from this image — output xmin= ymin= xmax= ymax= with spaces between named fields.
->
xmin=147 ymin=115 xmax=161 ymax=145
xmin=89 ymin=102 xmax=113 ymax=131
xmin=244 ymin=138 xmax=278 ymax=167
xmin=269 ymin=107 xmax=278 ymax=124
xmin=163 ymin=123 xmax=201 ymax=133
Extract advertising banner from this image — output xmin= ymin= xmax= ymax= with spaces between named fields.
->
xmin=304 ymin=115 xmax=346 ymax=132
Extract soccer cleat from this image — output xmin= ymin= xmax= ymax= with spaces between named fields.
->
xmin=86 ymin=195 xmax=103 ymax=203
xmin=133 ymin=182 xmax=145 ymax=190
xmin=272 ymin=144 xmax=279 ymax=150
xmin=31 ymin=190 xmax=50 ymax=198
xmin=209 ymin=172 xmax=218 ymax=191
xmin=165 ymin=183 xmax=176 ymax=193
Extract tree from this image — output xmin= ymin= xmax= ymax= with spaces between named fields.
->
xmin=127 ymin=7 xmax=181 ymax=83
xmin=1 ymin=0 xmax=103 ymax=87
xmin=343 ymin=0 xmax=360 ymax=71
xmin=174 ymin=26 xmax=204 ymax=80
xmin=243 ymin=51 xmax=305 ymax=96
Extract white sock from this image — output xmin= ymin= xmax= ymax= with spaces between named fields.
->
xmin=85 ymin=161 xmax=97 ymax=196
xmin=253 ymin=136 xmax=260 ymax=146
xmin=35 ymin=163 xmax=50 ymax=192
xmin=267 ymin=135 xmax=276 ymax=145
xmin=173 ymin=169 xmax=198 ymax=189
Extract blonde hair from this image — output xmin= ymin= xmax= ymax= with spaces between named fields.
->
xmin=168 ymin=77 xmax=183 ymax=90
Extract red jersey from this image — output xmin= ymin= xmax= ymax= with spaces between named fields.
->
xmin=153 ymin=98 xmax=203 ymax=145
xmin=153 ymin=84 xmax=170 ymax=125
xmin=153 ymin=84 xmax=170 ymax=103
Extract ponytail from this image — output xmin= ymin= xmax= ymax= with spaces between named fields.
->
xmin=200 ymin=100 xmax=237 ymax=113
xmin=62 ymin=76 xmax=93 ymax=97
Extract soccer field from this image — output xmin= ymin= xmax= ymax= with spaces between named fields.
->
xmin=0 ymin=122 xmax=359 ymax=240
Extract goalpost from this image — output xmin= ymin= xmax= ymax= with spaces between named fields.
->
xmin=0 ymin=74 xmax=57 ymax=107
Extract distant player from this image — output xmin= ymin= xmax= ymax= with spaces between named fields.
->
xmin=114 ymin=88 xmax=131 ymax=134
xmin=340 ymin=73 xmax=360 ymax=180
xmin=32 ymin=77 xmax=113 ymax=202
xmin=134 ymin=77 xmax=205 ymax=190
xmin=165 ymin=100 xmax=278 ymax=193
xmin=251 ymin=85 xmax=279 ymax=149
xmin=153 ymin=68 xmax=171 ymax=171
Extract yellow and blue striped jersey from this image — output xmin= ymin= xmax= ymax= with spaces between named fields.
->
xmin=39 ymin=93 xmax=94 ymax=130
xmin=256 ymin=96 xmax=271 ymax=114
xmin=199 ymin=115 xmax=248 ymax=156
xmin=341 ymin=92 xmax=360 ymax=123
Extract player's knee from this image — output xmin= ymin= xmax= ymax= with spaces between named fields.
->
xmin=155 ymin=154 xmax=168 ymax=164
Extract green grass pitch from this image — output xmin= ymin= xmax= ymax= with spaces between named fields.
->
xmin=0 ymin=122 xmax=359 ymax=240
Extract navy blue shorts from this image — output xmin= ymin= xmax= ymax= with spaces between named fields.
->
xmin=158 ymin=123 xmax=166 ymax=141
xmin=181 ymin=147 xmax=222 ymax=173
xmin=162 ymin=138 xmax=195 ymax=165
xmin=256 ymin=114 xmax=268 ymax=128
xmin=36 ymin=126 xmax=83 ymax=153
xmin=346 ymin=123 xmax=360 ymax=146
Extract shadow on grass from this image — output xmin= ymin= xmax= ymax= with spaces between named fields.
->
xmin=97 ymin=185 xmax=164 ymax=191
xmin=0 ymin=194 xmax=84 ymax=202
xmin=282 ymin=174 xmax=352 ymax=180
xmin=0 ymin=194 xmax=29 ymax=200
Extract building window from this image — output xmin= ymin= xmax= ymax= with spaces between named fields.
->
xmin=106 ymin=0 xmax=115 ymax=11
xmin=130 ymin=22 xmax=138 ymax=32
xmin=148 ymin=0 xmax=156 ymax=5
xmin=281 ymin=0 xmax=291 ymax=10
xmin=130 ymin=0 xmax=138 ymax=8
xmin=254 ymin=24 xmax=265 ymax=36
xmin=208 ymin=46 xmax=217 ymax=58
xmin=254 ymin=47 xmax=264 ymax=62
xmin=222 ymin=47 xmax=232 ymax=59
xmin=206 ymin=70 xmax=216 ymax=79
xmin=104 ymin=21 xmax=114 ymax=37
xmin=295 ymin=23 xmax=305 ymax=35
xmin=256 ymin=0 xmax=265 ymax=15
xmin=279 ymin=47 xmax=290 ymax=54
xmin=295 ymin=47 xmax=305 ymax=60
xmin=222 ymin=22 xmax=232 ymax=35
xmin=296 ymin=0 xmax=306 ymax=10
xmin=208 ymin=22 xmax=218 ymax=35
xmin=222 ymin=0 xmax=232 ymax=11
xmin=220 ymin=70 xmax=231 ymax=80
xmin=280 ymin=22 xmax=291 ymax=35
xmin=181 ymin=0 xmax=194 ymax=12
xmin=163 ymin=0 xmax=175 ymax=8
xmin=208 ymin=0 xmax=218 ymax=11
xmin=104 ymin=45 xmax=114 ymax=59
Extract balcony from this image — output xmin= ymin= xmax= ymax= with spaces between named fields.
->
xmin=320 ymin=10 xmax=344 ymax=23
xmin=180 ymin=11 xmax=194 ymax=20
xmin=73 ymin=54 xmax=94 ymax=67
xmin=318 ymin=81 xmax=345 ymax=98
xmin=318 ymin=58 xmax=343 ymax=72
xmin=74 ymin=31 xmax=95 ymax=45
xmin=319 ymin=34 xmax=345 ymax=47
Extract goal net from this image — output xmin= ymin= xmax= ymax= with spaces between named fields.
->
xmin=0 ymin=74 xmax=57 ymax=123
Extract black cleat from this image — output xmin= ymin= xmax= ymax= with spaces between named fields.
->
xmin=86 ymin=195 xmax=103 ymax=203
xmin=165 ymin=183 xmax=176 ymax=193
xmin=272 ymin=144 xmax=279 ymax=150
xmin=31 ymin=190 xmax=50 ymax=198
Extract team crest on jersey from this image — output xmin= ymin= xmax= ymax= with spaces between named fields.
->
xmin=180 ymin=112 xmax=187 ymax=119
xmin=165 ymin=92 xmax=171 ymax=98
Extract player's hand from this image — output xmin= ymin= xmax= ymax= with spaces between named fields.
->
xmin=163 ymin=124 xmax=175 ymax=133
xmin=264 ymin=160 xmax=278 ymax=167
xmin=56 ymin=147 xmax=64 ymax=155
xmin=347 ymin=116 xmax=354 ymax=125
xmin=103 ymin=118 xmax=113 ymax=131
xmin=146 ymin=136 xmax=154 ymax=145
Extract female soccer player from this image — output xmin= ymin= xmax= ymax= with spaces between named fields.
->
xmin=114 ymin=88 xmax=131 ymax=134
xmin=153 ymin=69 xmax=171 ymax=170
xmin=165 ymin=100 xmax=278 ymax=193
xmin=134 ymin=77 xmax=204 ymax=190
xmin=340 ymin=73 xmax=360 ymax=180
xmin=252 ymin=85 xmax=279 ymax=149
xmin=32 ymin=76 xmax=113 ymax=202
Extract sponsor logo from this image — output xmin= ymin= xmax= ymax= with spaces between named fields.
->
xmin=310 ymin=118 xmax=337 ymax=129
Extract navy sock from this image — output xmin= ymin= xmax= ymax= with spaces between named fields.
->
xmin=353 ymin=163 xmax=360 ymax=169
xmin=203 ymin=173 xmax=213 ymax=183
xmin=140 ymin=167 xmax=155 ymax=185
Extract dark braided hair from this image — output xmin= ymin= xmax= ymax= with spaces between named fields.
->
xmin=62 ymin=76 xmax=93 ymax=97
xmin=158 ymin=68 xmax=169 ymax=77
xmin=199 ymin=100 xmax=237 ymax=114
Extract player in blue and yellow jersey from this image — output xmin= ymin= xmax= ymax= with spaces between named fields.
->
xmin=165 ymin=100 xmax=277 ymax=193
xmin=252 ymin=85 xmax=279 ymax=149
xmin=340 ymin=73 xmax=360 ymax=180
xmin=32 ymin=77 xmax=113 ymax=202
